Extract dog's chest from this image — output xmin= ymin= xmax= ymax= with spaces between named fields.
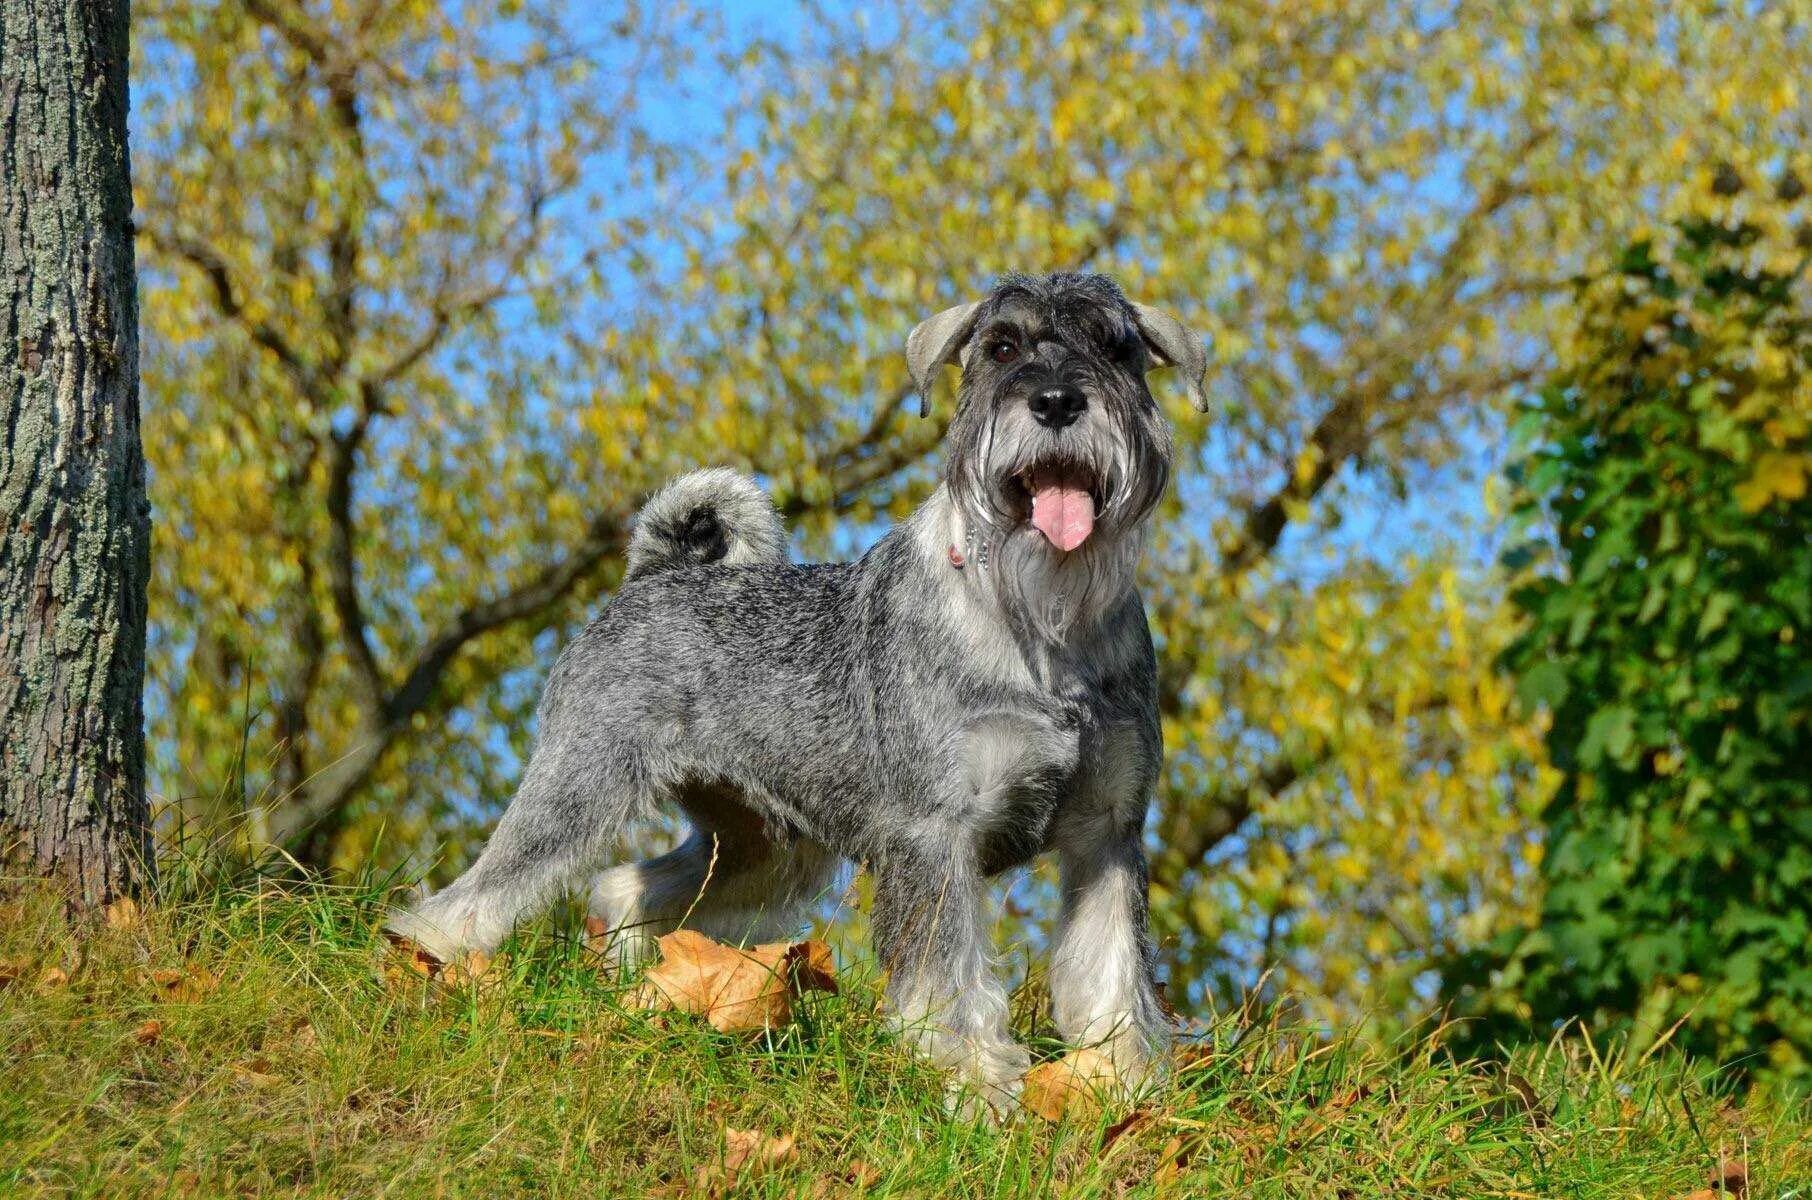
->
xmin=954 ymin=697 xmax=1094 ymax=873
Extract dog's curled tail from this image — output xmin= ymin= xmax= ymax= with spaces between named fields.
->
xmin=625 ymin=468 xmax=787 ymax=580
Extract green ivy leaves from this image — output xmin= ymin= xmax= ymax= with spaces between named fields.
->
xmin=1475 ymin=175 xmax=1812 ymax=1084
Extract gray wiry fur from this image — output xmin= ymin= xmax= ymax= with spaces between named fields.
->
xmin=388 ymin=272 xmax=1207 ymax=1113
xmin=625 ymin=467 xmax=786 ymax=580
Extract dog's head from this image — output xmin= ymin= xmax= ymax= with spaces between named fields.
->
xmin=906 ymin=273 xmax=1205 ymax=637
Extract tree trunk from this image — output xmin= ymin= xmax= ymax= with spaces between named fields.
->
xmin=1 ymin=0 xmax=152 ymax=905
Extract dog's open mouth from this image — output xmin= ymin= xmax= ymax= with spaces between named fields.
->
xmin=1006 ymin=462 xmax=1104 ymax=552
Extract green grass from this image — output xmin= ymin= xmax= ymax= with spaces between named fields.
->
xmin=2 ymin=865 xmax=1807 ymax=1198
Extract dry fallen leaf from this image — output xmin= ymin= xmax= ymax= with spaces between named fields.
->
xmin=133 ymin=1019 xmax=164 ymax=1045
xmin=783 ymin=939 xmax=839 ymax=995
xmin=1099 ymin=1107 xmax=1154 ymax=1155
xmin=380 ymin=934 xmax=450 ymax=986
xmin=1151 ymin=1133 xmax=1198 ymax=1189
xmin=104 ymin=896 xmax=142 ymax=930
xmin=690 ymin=1126 xmax=797 ymax=1194
xmin=235 ymin=1055 xmax=282 ymax=1090
xmin=806 ymin=1157 xmax=883 ymax=1199
xmin=1021 ymin=1047 xmax=1122 ymax=1122
xmin=379 ymin=934 xmax=499 ymax=992
xmin=1173 ymin=1040 xmax=1217 ymax=1075
xmin=440 ymin=949 xmax=496 ymax=987
xmin=38 ymin=966 xmax=70 ymax=989
xmin=1674 ymin=1156 xmax=1749 ymax=1200
xmin=630 ymin=930 xmax=836 ymax=1034
xmin=393 ymin=942 xmax=438 ymax=978
xmin=147 ymin=965 xmax=218 ymax=1002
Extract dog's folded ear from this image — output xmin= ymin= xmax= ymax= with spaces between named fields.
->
xmin=906 ymin=301 xmax=983 ymax=417
xmin=1132 ymin=303 xmax=1210 ymax=412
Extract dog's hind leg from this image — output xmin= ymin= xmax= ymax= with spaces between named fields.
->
xmin=386 ymin=740 xmax=647 ymax=963
xmin=587 ymin=788 xmax=840 ymax=968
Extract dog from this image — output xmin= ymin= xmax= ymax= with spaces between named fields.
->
xmin=387 ymin=271 xmax=1208 ymax=1110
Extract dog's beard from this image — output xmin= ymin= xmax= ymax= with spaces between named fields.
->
xmin=948 ymin=405 xmax=1167 ymax=643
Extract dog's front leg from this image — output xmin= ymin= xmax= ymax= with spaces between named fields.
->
xmin=1050 ymin=819 xmax=1173 ymax=1085
xmin=871 ymin=842 xmax=1028 ymax=1116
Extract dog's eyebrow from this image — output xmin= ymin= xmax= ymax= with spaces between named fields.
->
xmin=977 ymin=315 xmax=1037 ymax=341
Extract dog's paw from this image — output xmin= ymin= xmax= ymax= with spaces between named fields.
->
xmin=941 ymin=1038 xmax=1032 ymax=1124
xmin=945 ymin=1070 xmax=1025 ymax=1124
xmin=381 ymin=903 xmax=469 ymax=966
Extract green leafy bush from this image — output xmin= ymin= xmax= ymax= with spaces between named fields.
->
xmin=1454 ymin=172 xmax=1812 ymax=1081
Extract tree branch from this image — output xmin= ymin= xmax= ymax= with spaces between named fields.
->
xmin=1215 ymin=145 xmax=1553 ymax=578
xmin=322 ymin=397 xmax=383 ymax=702
xmin=141 ymin=227 xmax=312 ymax=385
xmin=1152 ymin=756 xmax=1303 ymax=887
xmin=269 ymin=503 xmax=633 ymax=850
xmin=363 ymin=185 xmax=549 ymax=389
xmin=384 ymin=509 xmax=629 ymax=726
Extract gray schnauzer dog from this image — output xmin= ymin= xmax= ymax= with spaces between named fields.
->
xmin=388 ymin=271 xmax=1208 ymax=1109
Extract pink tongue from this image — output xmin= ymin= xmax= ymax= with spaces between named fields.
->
xmin=1031 ymin=484 xmax=1096 ymax=552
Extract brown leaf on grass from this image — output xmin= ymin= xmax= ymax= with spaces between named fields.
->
xmin=439 ymin=949 xmax=496 ymax=987
xmin=813 ymin=1160 xmax=881 ymax=1196
xmin=1674 ymin=1156 xmax=1749 ymax=1200
xmin=1315 ymin=1084 xmax=1373 ymax=1112
xmin=104 ymin=896 xmax=142 ymax=930
xmin=235 ymin=1055 xmax=282 ymax=1090
xmin=1173 ymin=1040 xmax=1216 ymax=1075
xmin=806 ymin=1158 xmax=883 ymax=1198
xmin=147 ymin=965 xmax=218 ymax=1002
xmin=133 ymin=1019 xmax=164 ymax=1045
xmin=690 ymin=1126 xmax=797 ymax=1194
xmin=381 ymin=933 xmax=444 ymax=984
xmin=1714 ymin=1157 xmax=1749 ymax=1196
xmin=783 ymin=939 xmax=839 ymax=995
xmin=629 ymin=930 xmax=837 ymax=1034
xmin=1099 ymin=1107 xmax=1154 ymax=1155
xmin=378 ymin=934 xmax=497 ymax=991
xmin=38 ymin=966 xmax=70 ymax=989
xmin=1151 ymin=1133 xmax=1198 ymax=1189
xmin=1021 ymin=1047 xmax=1122 ymax=1122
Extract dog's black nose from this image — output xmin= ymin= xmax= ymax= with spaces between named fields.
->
xmin=1028 ymin=384 xmax=1087 ymax=429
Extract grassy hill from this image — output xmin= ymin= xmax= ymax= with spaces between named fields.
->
xmin=2 ymin=866 xmax=1806 ymax=1198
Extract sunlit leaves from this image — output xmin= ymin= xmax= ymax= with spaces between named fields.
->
xmin=134 ymin=0 xmax=1810 ymax=1023
xmin=1467 ymin=174 xmax=1812 ymax=1082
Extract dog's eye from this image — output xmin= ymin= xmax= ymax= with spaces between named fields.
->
xmin=987 ymin=340 xmax=1019 ymax=365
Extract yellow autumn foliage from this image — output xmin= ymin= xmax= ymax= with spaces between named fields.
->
xmin=133 ymin=0 xmax=1808 ymax=1019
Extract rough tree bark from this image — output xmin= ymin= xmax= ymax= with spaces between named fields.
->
xmin=1 ymin=0 xmax=152 ymax=905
